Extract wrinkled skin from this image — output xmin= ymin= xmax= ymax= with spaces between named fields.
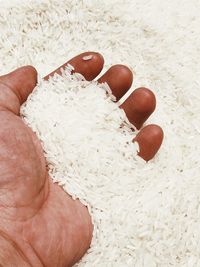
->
xmin=0 ymin=65 xmax=93 ymax=267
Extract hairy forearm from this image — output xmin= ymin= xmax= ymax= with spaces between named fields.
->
xmin=0 ymin=231 xmax=31 ymax=267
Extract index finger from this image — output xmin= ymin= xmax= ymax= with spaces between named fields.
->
xmin=44 ymin=52 xmax=104 ymax=81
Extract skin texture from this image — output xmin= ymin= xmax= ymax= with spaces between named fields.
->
xmin=0 ymin=52 xmax=163 ymax=266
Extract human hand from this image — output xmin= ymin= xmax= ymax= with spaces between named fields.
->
xmin=0 ymin=52 xmax=163 ymax=266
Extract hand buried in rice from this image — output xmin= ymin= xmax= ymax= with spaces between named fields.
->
xmin=0 ymin=52 xmax=163 ymax=266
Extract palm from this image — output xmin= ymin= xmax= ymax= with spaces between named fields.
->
xmin=0 ymin=66 xmax=92 ymax=267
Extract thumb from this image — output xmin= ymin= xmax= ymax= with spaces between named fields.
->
xmin=0 ymin=66 xmax=37 ymax=114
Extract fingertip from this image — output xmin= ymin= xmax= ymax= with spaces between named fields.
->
xmin=98 ymin=64 xmax=133 ymax=101
xmin=0 ymin=65 xmax=38 ymax=104
xmin=93 ymin=52 xmax=104 ymax=69
xmin=121 ymin=87 xmax=156 ymax=129
xmin=69 ymin=51 xmax=104 ymax=81
xmin=19 ymin=65 xmax=38 ymax=87
xmin=24 ymin=65 xmax=38 ymax=80
xmin=133 ymin=124 xmax=164 ymax=161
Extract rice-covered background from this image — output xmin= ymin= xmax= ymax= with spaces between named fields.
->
xmin=1 ymin=0 xmax=200 ymax=266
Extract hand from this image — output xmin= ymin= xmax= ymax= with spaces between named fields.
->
xmin=0 ymin=52 xmax=163 ymax=267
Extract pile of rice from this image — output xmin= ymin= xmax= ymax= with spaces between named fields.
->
xmin=21 ymin=68 xmax=143 ymax=265
xmin=1 ymin=0 xmax=200 ymax=266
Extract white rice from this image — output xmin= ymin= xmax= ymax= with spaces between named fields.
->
xmin=1 ymin=0 xmax=200 ymax=266
xmin=21 ymin=69 xmax=146 ymax=266
xmin=82 ymin=55 xmax=93 ymax=61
